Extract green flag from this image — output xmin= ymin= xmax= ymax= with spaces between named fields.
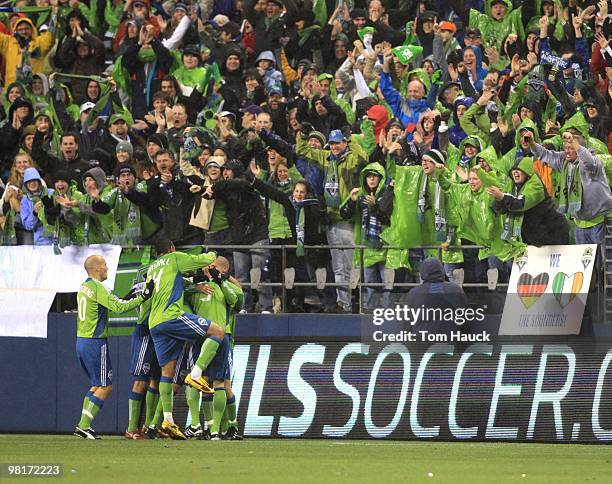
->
xmin=404 ymin=21 xmax=418 ymax=45
xmin=357 ymin=26 xmax=375 ymax=43
xmin=392 ymin=45 xmax=423 ymax=65
xmin=312 ymin=0 xmax=327 ymax=27
xmin=111 ymin=56 xmax=132 ymax=98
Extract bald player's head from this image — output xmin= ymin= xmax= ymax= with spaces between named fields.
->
xmin=215 ymin=256 xmax=230 ymax=273
xmin=84 ymin=255 xmax=108 ymax=281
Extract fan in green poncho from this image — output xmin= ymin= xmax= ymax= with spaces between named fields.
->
xmin=436 ymin=164 xmax=525 ymax=262
xmin=339 ymin=162 xmax=396 ymax=310
xmin=499 ymin=118 xmax=541 ymax=175
xmin=448 ymin=0 xmax=528 ymax=52
xmin=380 ymin=149 xmax=463 ymax=265
xmin=77 ymin=167 xmax=112 ymax=244
xmin=474 ymin=145 xmax=511 ymax=191
xmin=39 ymin=173 xmax=86 ymax=247
xmin=554 ymin=112 xmax=610 ymax=156
xmin=317 ymin=73 xmax=355 ymax=125
xmin=171 ymin=45 xmax=208 ymax=96
xmin=447 ymin=135 xmax=486 ymax=183
xmin=525 ymin=0 xmax=565 ymax=43
xmin=99 ymin=165 xmax=160 ymax=247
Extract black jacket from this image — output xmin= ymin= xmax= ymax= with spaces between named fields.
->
xmin=296 ymin=95 xmax=347 ymax=138
xmin=32 ymin=130 xmax=96 ymax=185
xmin=251 ymin=176 xmax=328 ymax=267
xmin=210 ymin=177 xmax=269 ymax=245
xmin=125 ymin=168 xmax=198 ymax=245
xmin=243 ymin=0 xmax=286 ymax=55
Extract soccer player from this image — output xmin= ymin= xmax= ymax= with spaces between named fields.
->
xmin=190 ymin=256 xmax=244 ymax=440
xmin=125 ymin=280 xmax=161 ymax=440
xmin=146 ymin=239 xmax=226 ymax=440
xmin=75 ymin=255 xmax=154 ymax=440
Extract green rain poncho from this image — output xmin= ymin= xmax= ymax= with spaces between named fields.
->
xmin=39 ymin=184 xmax=86 ymax=247
xmin=499 ymin=117 xmax=541 ymax=175
xmin=469 ymin=0 xmax=525 ymax=51
xmin=437 ymin=166 xmax=524 ymax=261
xmin=447 ymin=135 xmax=486 ymax=183
xmin=494 ymin=156 xmax=546 ymax=245
xmin=340 ymin=162 xmax=389 ymax=268
xmin=476 ymin=145 xmax=511 ymax=191
xmin=101 ymin=183 xmax=159 ymax=246
xmin=380 ymin=165 xmax=463 ymax=264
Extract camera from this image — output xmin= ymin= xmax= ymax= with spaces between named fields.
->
xmin=523 ymin=135 xmax=531 ymax=143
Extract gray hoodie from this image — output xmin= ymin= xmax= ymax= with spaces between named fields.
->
xmin=533 ymin=143 xmax=612 ymax=222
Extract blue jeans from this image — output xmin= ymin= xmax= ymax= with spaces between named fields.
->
xmin=233 ymin=239 xmax=272 ymax=311
xmin=363 ymin=262 xmax=391 ymax=312
xmin=326 ymin=222 xmax=354 ymax=311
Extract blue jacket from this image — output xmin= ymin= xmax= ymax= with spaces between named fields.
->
xmin=20 ymin=189 xmax=54 ymax=245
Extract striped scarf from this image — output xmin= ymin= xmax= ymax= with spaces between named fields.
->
xmin=359 ymin=196 xmax=383 ymax=248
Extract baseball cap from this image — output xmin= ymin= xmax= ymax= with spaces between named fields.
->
xmin=240 ymin=105 xmax=264 ymax=115
xmin=174 ymin=3 xmax=188 ymax=13
xmin=205 ymin=156 xmax=225 ymax=169
xmin=80 ymin=102 xmax=95 ymax=114
xmin=114 ymin=164 xmax=136 ymax=178
xmin=212 ymin=14 xmax=230 ymax=27
xmin=328 ymin=129 xmax=346 ymax=143
xmin=218 ymin=111 xmax=236 ymax=122
xmin=109 ymin=113 xmax=130 ymax=125
xmin=439 ymin=21 xmax=457 ymax=33
xmin=466 ymin=27 xmax=482 ymax=38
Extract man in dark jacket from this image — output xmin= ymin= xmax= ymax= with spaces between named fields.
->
xmin=206 ymin=160 xmax=273 ymax=312
xmin=91 ymin=113 xmax=145 ymax=175
xmin=296 ymin=94 xmax=347 ymax=138
xmin=125 ymin=149 xmax=201 ymax=245
xmin=32 ymin=129 xmax=96 ymax=184
xmin=243 ymin=0 xmax=286 ymax=56
xmin=406 ymin=257 xmax=469 ymax=337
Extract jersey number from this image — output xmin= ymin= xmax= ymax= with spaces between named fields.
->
xmin=149 ymin=268 xmax=165 ymax=291
xmin=78 ymin=296 xmax=87 ymax=322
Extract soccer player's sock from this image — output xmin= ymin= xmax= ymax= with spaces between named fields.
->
xmin=144 ymin=387 xmax=159 ymax=428
xmin=159 ymin=376 xmax=174 ymax=424
xmin=191 ymin=337 xmax=222 ymax=378
xmin=78 ymin=395 xmax=104 ymax=429
xmin=152 ymin=399 xmax=163 ymax=427
xmin=185 ymin=387 xmax=201 ymax=428
xmin=202 ymin=393 xmax=214 ymax=430
xmin=220 ymin=409 xmax=229 ymax=435
xmin=127 ymin=391 xmax=145 ymax=433
xmin=226 ymin=395 xmax=238 ymax=429
xmin=211 ymin=388 xmax=226 ymax=435
xmin=82 ymin=390 xmax=93 ymax=412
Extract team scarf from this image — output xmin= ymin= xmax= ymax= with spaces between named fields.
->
xmin=417 ymin=173 xmax=446 ymax=241
xmin=557 ymin=160 xmax=582 ymax=217
xmin=110 ymin=191 xmax=142 ymax=246
xmin=293 ymin=198 xmax=319 ymax=257
xmin=324 ymin=155 xmax=341 ymax=208
xmin=501 ymin=183 xmax=525 ymax=241
xmin=359 ymin=195 xmax=383 ymax=248
xmin=297 ymin=25 xmax=321 ymax=46
xmin=459 ymin=154 xmax=474 ymax=168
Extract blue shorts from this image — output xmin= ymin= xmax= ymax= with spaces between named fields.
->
xmin=150 ymin=313 xmax=211 ymax=367
xmin=204 ymin=334 xmax=232 ymax=382
xmin=173 ymin=340 xmax=202 ymax=384
xmin=129 ymin=325 xmax=161 ymax=380
xmin=76 ymin=337 xmax=112 ymax=387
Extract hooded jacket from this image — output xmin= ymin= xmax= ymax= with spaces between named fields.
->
xmin=20 ymin=167 xmax=53 ymax=245
xmin=0 ymin=17 xmax=56 ymax=85
xmin=491 ymin=156 xmax=569 ymax=246
xmin=340 ymin=162 xmax=393 ymax=267
xmin=405 ymin=257 xmax=468 ymax=335
xmin=449 ymin=97 xmax=475 ymax=148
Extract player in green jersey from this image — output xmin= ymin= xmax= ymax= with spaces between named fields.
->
xmin=74 ymin=255 xmax=154 ymax=440
xmin=146 ymin=239 xmax=226 ymax=440
xmin=189 ymin=256 xmax=244 ymax=440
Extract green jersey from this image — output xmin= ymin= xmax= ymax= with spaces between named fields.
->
xmin=190 ymin=282 xmax=227 ymax=327
xmin=77 ymin=278 xmax=143 ymax=338
xmin=146 ymin=251 xmax=217 ymax=328
xmin=219 ymin=280 xmax=243 ymax=337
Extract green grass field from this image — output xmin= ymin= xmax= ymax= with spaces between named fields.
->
xmin=1 ymin=435 xmax=611 ymax=483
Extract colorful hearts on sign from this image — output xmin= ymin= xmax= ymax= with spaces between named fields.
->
xmin=552 ymin=272 xmax=584 ymax=308
xmin=517 ymin=272 xmax=549 ymax=309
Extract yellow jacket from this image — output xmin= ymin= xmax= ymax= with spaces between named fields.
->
xmin=0 ymin=18 xmax=55 ymax=84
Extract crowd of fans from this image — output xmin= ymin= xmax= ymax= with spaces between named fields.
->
xmin=0 ymin=0 xmax=611 ymax=314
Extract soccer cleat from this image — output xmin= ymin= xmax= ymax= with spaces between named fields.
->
xmin=87 ymin=428 xmax=101 ymax=440
xmin=184 ymin=425 xmax=203 ymax=439
xmin=201 ymin=428 xmax=211 ymax=440
xmin=210 ymin=432 xmax=220 ymax=441
xmin=74 ymin=426 xmax=96 ymax=440
xmin=146 ymin=425 xmax=167 ymax=439
xmin=161 ymin=420 xmax=187 ymax=440
xmin=222 ymin=427 xmax=243 ymax=441
xmin=124 ymin=430 xmax=146 ymax=440
xmin=184 ymin=374 xmax=215 ymax=394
